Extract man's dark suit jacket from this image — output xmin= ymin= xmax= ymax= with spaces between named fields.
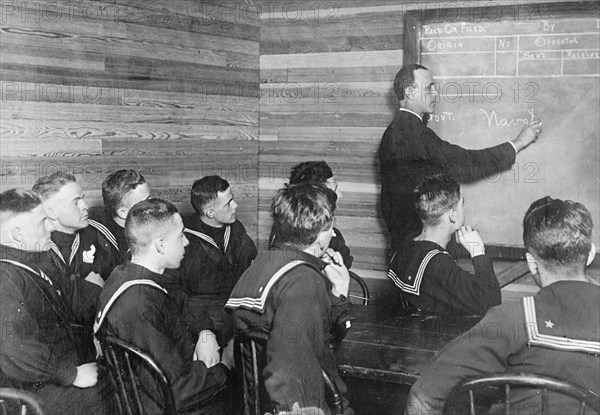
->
xmin=379 ymin=109 xmax=516 ymax=249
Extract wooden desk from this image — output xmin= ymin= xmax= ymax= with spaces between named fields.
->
xmin=340 ymin=259 xmax=599 ymax=385
xmin=337 ymin=259 xmax=529 ymax=384
xmin=338 ymin=259 xmax=527 ymax=385
xmin=336 ymin=304 xmax=481 ymax=385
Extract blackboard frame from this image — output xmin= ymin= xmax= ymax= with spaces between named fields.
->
xmin=402 ymin=1 xmax=600 ymax=263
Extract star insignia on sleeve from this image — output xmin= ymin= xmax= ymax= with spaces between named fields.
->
xmin=545 ymin=320 xmax=554 ymax=328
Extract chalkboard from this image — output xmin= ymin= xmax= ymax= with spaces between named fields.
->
xmin=404 ymin=2 xmax=600 ymax=250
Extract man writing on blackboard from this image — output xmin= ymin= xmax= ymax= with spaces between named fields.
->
xmin=379 ymin=63 xmax=543 ymax=250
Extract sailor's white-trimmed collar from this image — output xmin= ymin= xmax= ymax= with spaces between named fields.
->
xmin=399 ymin=108 xmax=423 ymax=121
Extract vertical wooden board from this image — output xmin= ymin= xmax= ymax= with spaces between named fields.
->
xmin=403 ymin=11 xmax=421 ymax=64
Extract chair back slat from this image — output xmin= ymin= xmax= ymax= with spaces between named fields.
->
xmin=443 ymin=373 xmax=600 ymax=415
xmin=105 ymin=346 xmax=134 ymax=415
xmin=541 ymin=387 xmax=548 ymax=415
xmin=250 ymin=340 xmax=261 ymax=415
xmin=123 ymin=352 xmax=143 ymax=415
xmin=468 ymin=389 xmax=475 ymax=415
xmin=238 ymin=338 xmax=264 ymax=415
xmin=239 ymin=341 xmax=250 ymax=415
xmin=100 ymin=337 xmax=176 ymax=415
xmin=0 ymin=389 xmax=44 ymax=415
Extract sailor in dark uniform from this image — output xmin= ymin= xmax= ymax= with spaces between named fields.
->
xmin=178 ymin=175 xmax=257 ymax=345
xmin=227 ymin=183 xmax=353 ymax=415
xmin=33 ymin=172 xmax=113 ymax=282
xmin=94 ymin=199 xmax=233 ymax=414
xmin=88 ymin=169 xmax=151 ymax=272
xmin=388 ymin=174 xmax=501 ymax=319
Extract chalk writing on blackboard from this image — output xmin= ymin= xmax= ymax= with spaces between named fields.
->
xmin=421 ymin=19 xmax=599 ymax=78
xmin=479 ymin=108 xmax=536 ymax=128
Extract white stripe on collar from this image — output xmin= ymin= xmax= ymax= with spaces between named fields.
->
xmin=225 ymin=260 xmax=308 ymax=312
xmin=523 ymin=296 xmax=600 ymax=355
xmin=0 ymin=259 xmax=53 ymax=286
xmin=94 ymin=279 xmax=167 ymax=335
xmin=185 ymin=225 xmax=231 ymax=252
xmin=388 ymin=249 xmax=445 ymax=295
xmin=399 ymin=108 xmax=423 ymax=121
xmin=89 ymin=219 xmax=119 ymax=251
xmin=49 ymin=233 xmax=80 ymax=266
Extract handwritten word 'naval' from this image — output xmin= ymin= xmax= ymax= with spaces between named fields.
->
xmin=479 ymin=108 xmax=536 ymax=128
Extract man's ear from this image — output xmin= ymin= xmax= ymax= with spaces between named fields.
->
xmin=587 ymin=243 xmax=596 ymax=266
xmin=116 ymin=206 xmax=129 ymax=220
xmin=154 ymin=239 xmax=165 ymax=255
xmin=526 ymin=252 xmax=538 ymax=275
xmin=448 ymin=208 xmax=457 ymax=224
xmin=44 ymin=203 xmax=58 ymax=221
xmin=11 ymin=226 xmax=24 ymax=243
xmin=405 ymin=84 xmax=417 ymax=100
xmin=315 ymin=229 xmax=329 ymax=250
xmin=205 ymin=208 xmax=214 ymax=219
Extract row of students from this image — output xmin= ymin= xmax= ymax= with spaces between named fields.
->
xmin=92 ymin=181 xmax=353 ymax=415
xmin=0 ymin=161 xmax=352 ymax=414
xmin=0 ymin=184 xmax=239 ymax=414
xmin=0 ymin=169 xmax=246 ymax=414
xmin=3 ymin=163 xmax=598 ymax=414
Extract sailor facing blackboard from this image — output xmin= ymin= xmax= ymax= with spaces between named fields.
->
xmin=379 ymin=63 xmax=543 ymax=250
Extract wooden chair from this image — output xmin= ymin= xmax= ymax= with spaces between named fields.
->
xmin=235 ymin=332 xmax=344 ymax=415
xmin=101 ymin=337 xmax=176 ymax=415
xmin=0 ymin=388 xmax=44 ymax=415
xmin=348 ymin=270 xmax=370 ymax=306
xmin=443 ymin=373 xmax=600 ymax=415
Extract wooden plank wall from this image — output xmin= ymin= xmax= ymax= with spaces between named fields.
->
xmin=258 ymin=0 xmax=571 ymax=301
xmin=0 ymin=0 xmax=260 ymax=238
